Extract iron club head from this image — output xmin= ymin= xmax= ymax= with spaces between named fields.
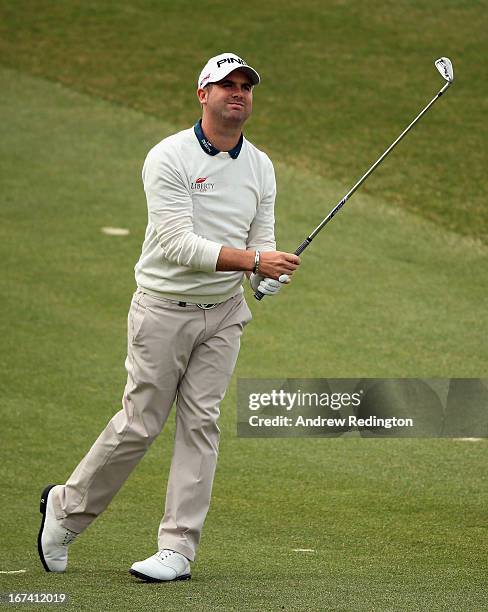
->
xmin=435 ymin=57 xmax=454 ymax=83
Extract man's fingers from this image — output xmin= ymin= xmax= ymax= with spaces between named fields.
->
xmin=258 ymin=279 xmax=280 ymax=295
xmin=257 ymin=274 xmax=291 ymax=296
xmin=280 ymin=254 xmax=300 ymax=270
xmin=282 ymin=253 xmax=300 ymax=273
xmin=284 ymin=253 xmax=301 ymax=265
xmin=258 ymin=251 xmax=301 ymax=280
xmin=264 ymin=279 xmax=281 ymax=288
xmin=283 ymin=263 xmax=299 ymax=273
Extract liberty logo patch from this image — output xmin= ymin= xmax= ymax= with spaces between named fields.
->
xmin=191 ymin=177 xmax=215 ymax=192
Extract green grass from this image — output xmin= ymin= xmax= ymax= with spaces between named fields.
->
xmin=0 ymin=0 xmax=487 ymax=242
xmin=1 ymin=65 xmax=487 ymax=611
xmin=1 ymin=2 xmax=488 ymax=609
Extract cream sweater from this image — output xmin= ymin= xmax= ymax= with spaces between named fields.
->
xmin=135 ymin=122 xmax=276 ymax=303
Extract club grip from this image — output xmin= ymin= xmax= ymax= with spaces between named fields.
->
xmin=254 ymin=289 xmax=265 ymax=301
xmin=295 ymin=237 xmax=312 ymax=256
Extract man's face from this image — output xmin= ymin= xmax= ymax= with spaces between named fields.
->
xmin=198 ymin=69 xmax=254 ymax=126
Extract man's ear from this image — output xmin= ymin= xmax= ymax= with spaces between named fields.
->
xmin=197 ymin=86 xmax=208 ymax=105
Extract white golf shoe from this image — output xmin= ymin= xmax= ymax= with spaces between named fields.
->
xmin=130 ymin=549 xmax=191 ymax=582
xmin=37 ymin=485 xmax=78 ymax=572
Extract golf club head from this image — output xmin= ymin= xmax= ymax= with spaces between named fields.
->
xmin=435 ymin=57 xmax=454 ymax=83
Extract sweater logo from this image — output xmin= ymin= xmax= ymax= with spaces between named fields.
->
xmin=191 ymin=177 xmax=215 ymax=192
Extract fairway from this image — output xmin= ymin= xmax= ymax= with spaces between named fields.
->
xmin=1 ymin=2 xmax=488 ymax=610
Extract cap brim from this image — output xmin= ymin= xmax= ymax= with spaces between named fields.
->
xmin=212 ymin=65 xmax=260 ymax=87
xmin=237 ymin=66 xmax=260 ymax=86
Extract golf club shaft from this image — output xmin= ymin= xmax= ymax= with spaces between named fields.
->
xmin=255 ymin=80 xmax=452 ymax=301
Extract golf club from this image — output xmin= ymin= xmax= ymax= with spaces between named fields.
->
xmin=254 ymin=57 xmax=454 ymax=301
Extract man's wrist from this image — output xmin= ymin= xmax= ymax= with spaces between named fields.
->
xmin=215 ymin=247 xmax=263 ymax=273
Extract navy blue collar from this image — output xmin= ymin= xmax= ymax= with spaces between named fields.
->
xmin=193 ymin=120 xmax=243 ymax=159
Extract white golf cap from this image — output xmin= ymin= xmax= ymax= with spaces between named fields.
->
xmin=197 ymin=52 xmax=260 ymax=89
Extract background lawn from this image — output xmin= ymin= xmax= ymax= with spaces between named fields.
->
xmin=0 ymin=2 xmax=487 ymax=610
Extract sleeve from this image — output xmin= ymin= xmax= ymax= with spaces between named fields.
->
xmin=142 ymin=146 xmax=222 ymax=272
xmin=246 ymin=154 xmax=277 ymax=252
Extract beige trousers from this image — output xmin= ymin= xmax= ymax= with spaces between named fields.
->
xmin=52 ymin=289 xmax=252 ymax=561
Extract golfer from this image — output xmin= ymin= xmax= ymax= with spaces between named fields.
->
xmin=38 ymin=52 xmax=300 ymax=582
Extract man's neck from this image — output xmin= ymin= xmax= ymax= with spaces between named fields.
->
xmin=201 ymin=117 xmax=242 ymax=152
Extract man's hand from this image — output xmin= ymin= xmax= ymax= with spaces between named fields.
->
xmin=216 ymin=247 xmax=300 ymax=279
xmin=258 ymin=251 xmax=300 ymax=280
xmin=249 ymin=273 xmax=290 ymax=296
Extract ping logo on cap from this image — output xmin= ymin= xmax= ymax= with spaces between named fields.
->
xmin=216 ymin=56 xmax=247 ymax=69
xmin=198 ymin=52 xmax=260 ymax=88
